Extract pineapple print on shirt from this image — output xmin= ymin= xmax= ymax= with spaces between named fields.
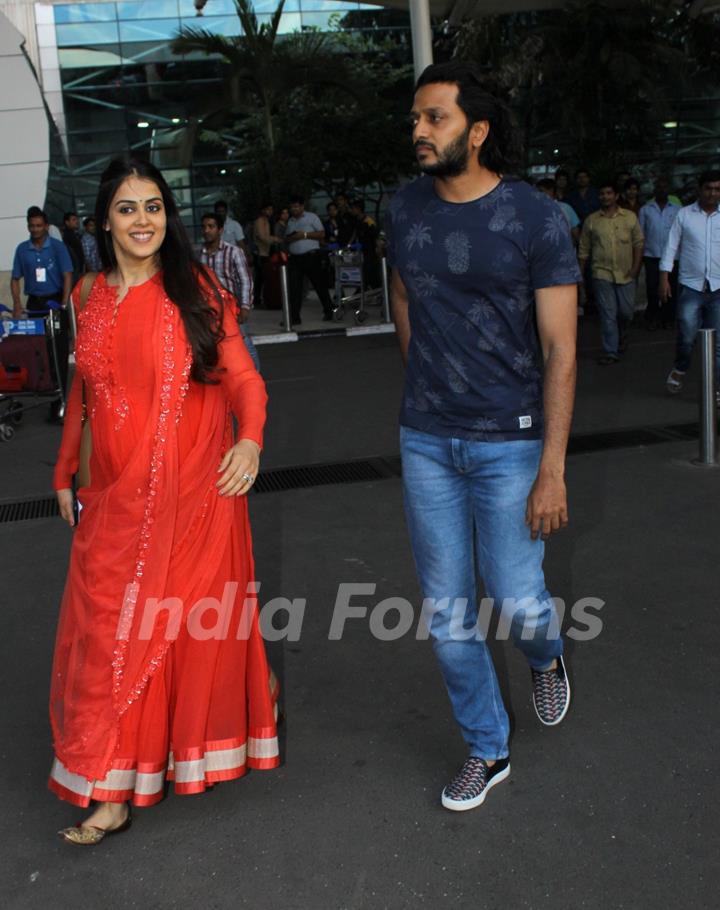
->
xmin=444 ymin=231 xmax=471 ymax=275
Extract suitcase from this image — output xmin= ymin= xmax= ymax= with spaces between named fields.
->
xmin=263 ymin=252 xmax=286 ymax=309
xmin=0 ymin=335 xmax=54 ymax=392
xmin=0 ymin=364 xmax=29 ymax=392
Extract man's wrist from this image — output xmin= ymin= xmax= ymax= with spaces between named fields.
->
xmin=537 ymin=459 xmax=566 ymax=480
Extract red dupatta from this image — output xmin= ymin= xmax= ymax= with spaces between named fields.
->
xmin=50 ymin=279 xmax=254 ymax=782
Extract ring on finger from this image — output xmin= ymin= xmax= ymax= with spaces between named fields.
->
xmin=241 ymin=472 xmax=255 ymax=484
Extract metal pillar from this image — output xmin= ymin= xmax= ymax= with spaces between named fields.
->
xmin=381 ymin=257 xmax=392 ymax=324
xmin=694 ymin=328 xmax=718 ymax=466
xmin=409 ymin=0 xmax=433 ymax=81
xmin=279 ymin=264 xmax=292 ymax=332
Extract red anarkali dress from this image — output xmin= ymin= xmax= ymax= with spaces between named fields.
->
xmin=49 ymin=271 xmax=279 ymax=807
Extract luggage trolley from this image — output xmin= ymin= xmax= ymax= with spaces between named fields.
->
xmin=328 ymin=243 xmax=369 ymax=325
xmin=0 ymin=310 xmax=66 ymax=441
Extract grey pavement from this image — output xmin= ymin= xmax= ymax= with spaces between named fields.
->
xmin=0 ymin=319 xmax=718 ymax=909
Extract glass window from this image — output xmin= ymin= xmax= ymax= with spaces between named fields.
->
xmin=59 ymin=47 xmax=124 ymax=70
xmin=54 ymin=4 xmax=118 ymax=24
xmin=178 ymin=15 xmax=242 ymax=37
xmin=178 ymin=0 xmax=238 ymax=13
xmin=300 ymin=1 xmax=357 ymax=10
xmin=255 ymin=12 xmax=303 ymax=32
xmin=157 ymin=168 xmax=191 ymax=196
xmin=61 ymin=66 xmax=121 ymax=89
xmin=119 ymin=19 xmax=182 ymax=42
xmin=121 ymin=41 xmax=180 ymax=64
xmin=56 ymin=22 xmax=121 ymax=47
xmin=117 ymin=1 xmax=180 ymax=18
xmin=300 ymin=11 xmax=341 ymax=30
xmin=67 ymin=134 xmax=132 ymax=161
xmin=244 ymin=0 xmax=300 ymax=11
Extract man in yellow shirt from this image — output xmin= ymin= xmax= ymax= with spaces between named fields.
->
xmin=579 ymin=181 xmax=644 ymax=364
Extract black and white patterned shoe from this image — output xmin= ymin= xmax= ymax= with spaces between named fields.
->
xmin=441 ymin=756 xmax=510 ymax=811
xmin=531 ymin=654 xmax=571 ymax=726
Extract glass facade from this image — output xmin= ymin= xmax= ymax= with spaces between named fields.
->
xmin=47 ymin=1 xmax=410 ymax=230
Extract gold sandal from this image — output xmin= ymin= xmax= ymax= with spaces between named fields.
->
xmin=59 ymin=807 xmax=132 ymax=846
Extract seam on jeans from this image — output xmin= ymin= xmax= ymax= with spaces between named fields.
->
xmin=481 ymin=644 xmax=507 ymax=749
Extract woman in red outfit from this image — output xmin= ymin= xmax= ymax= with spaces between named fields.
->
xmin=51 ymin=158 xmax=279 ymax=844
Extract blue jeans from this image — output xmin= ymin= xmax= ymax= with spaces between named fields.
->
xmin=400 ymin=426 xmax=563 ymax=760
xmin=593 ymin=278 xmax=635 ymax=356
xmin=241 ymin=322 xmax=261 ymax=372
xmin=674 ymin=284 xmax=720 ymax=381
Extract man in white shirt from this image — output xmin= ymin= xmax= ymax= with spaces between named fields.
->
xmin=286 ymin=194 xmax=335 ymax=324
xmin=661 ymin=171 xmax=720 ymax=397
xmin=639 ymin=176 xmax=680 ymax=330
xmin=214 ymin=200 xmax=247 ymax=253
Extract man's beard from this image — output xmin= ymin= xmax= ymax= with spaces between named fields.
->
xmin=416 ymin=127 xmax=471 ymax=178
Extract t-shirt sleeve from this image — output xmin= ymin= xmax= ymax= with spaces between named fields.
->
xmin=57 ymin=241 xmax=74 ymax=274
xmin=309 ymin=213 xmax=323 ymax=232
xmin=529 ymin=196 xmax=582 ymax=289
xmin=384 ymin=207 xmax=396 ymax=268
xmin=11 ymin=246 xmax=23 ymax=280
xmin=660 ymin=211 xmax=683 ymax=272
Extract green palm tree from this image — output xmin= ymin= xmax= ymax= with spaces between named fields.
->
xmin=171 ymin=0 xmax=348 ymax=154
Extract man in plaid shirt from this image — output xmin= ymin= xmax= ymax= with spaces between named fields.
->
xmin=200 ymin=212 xmax=260 ymax=371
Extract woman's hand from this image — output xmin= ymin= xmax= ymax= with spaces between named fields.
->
xmin=216 ymin=439 xmax=261 ymax=497
xmin=57 ymin=488 xmax=75 ymax=527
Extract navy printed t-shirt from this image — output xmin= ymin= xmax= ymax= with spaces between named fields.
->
xmin=385 ymin=176 xmax=581 ymax=441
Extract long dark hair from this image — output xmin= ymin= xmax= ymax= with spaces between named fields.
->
xmin=415 ymin=62 xmax=522 ymax=175
xmin=95 ymin=156 xmax=224 ymax=383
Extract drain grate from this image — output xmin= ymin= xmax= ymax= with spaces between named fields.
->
xmin=0 ymin=496 xmax=59 ymax=523
xmin=0 ymin=459 xmax=401 ymax=522
xmin=0 ymin=421 xmax=708 ymax=521
xmin=567 ymin=421 xmax=700 ymax=455
xmin=253 ymin=456 xmax=399 ymax=494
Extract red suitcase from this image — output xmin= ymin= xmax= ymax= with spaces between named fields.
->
xmin=0 ymin=364 xmax=29 ymax=391
xmin=0 ymin=335 xmax=55 ymax=392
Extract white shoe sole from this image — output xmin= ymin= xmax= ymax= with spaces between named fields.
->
xmin=441 ymin=763 xmax=511 ymax=812
xmin=533 ymin=655 xmax=571 ymax=727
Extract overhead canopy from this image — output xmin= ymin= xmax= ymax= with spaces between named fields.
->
xmin=355 ymin=0 xmax=563 ymax=15
xmin=340 ymin=0 xmax=720 ymax=76
xmin=345 ymin=0 xmax=720 ymax=20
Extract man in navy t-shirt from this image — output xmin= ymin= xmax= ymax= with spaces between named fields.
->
xmin=387 ymin=62 xmax=580 ymax=812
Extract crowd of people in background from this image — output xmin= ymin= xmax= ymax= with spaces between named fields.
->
xmin=8 ymin=164 xmax=719 ymax=405
xmin=237 ymin=192 xmax=383 ymax=324
xmin=528 ymin=167 xmax=720 ymax=400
